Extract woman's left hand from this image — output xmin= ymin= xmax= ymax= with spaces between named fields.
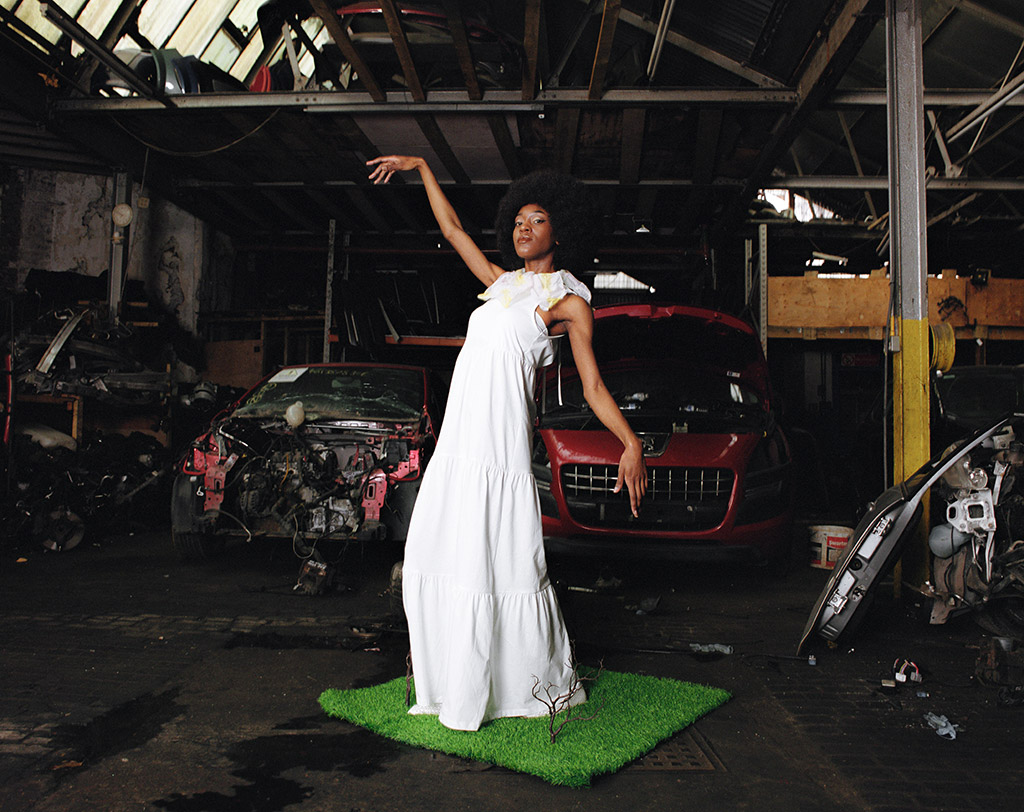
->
xmin=614 ymin=442 xmax=647 ymax=518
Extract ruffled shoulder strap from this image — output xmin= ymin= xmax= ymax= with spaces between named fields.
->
xmin=478 ymin=269 xmax=591 ymax=310
xmin=552 ymin=270 xmax=592 ymax=306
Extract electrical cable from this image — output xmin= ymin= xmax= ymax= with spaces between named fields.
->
xmin=107 ymin=108 xmax=281 ymax=157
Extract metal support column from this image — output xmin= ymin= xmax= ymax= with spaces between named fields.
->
xmin=743 ymin=223 xmax=769 ymax=357
xmin=886 ymin=0 xmax=930 ymax=589
xmin=323 ymin=219 xmax=336 ymax=363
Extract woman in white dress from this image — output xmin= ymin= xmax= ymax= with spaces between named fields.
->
xmin=367 ymin=155 xmax=647 ymax=731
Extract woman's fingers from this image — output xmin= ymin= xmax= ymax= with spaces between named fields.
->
xmin=367 ymin=156 xmax=403 ymax=184
xmin=615 ymin=450 xmax=647 ymax=517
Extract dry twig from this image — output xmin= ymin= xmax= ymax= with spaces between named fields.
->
xmin=531 ymin=659 xmax=604 ymax=743
xmin=405 ymin=650 xmax=413 ymax=707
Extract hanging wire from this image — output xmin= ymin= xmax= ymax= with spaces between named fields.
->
xmin=107 ymin=108 xmax=281 ymax=157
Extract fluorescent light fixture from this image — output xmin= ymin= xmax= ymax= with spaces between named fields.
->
xmin=811 ymin=251 xmax=848 ymax=266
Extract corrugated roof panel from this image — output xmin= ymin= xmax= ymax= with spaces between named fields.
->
xmin=15 ymin=0 xmax=87 ymax=45
xmin=202 ymin=27 xmax=241 ymax=72
xmin=138 ymin=0 xmax=197 ymax=49
xmin=79 ymin=0 xmax=119 ymax=39
xmin=167 ymin=0 xmax=238 ymax=57
xmin=228 ymin=0 xmax=263 ymax=34
xmin=232 ymin=24 xmax=268 ymax=80
xmin=675 ymin=0 xmax=775 ymax=64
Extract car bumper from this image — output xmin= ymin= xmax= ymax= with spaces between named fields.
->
xmin=543 ymin=514 xmax=792 ymax=563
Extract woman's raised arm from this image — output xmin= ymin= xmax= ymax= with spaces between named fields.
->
xmin=367 ymin=155 xmax=504 ymax=286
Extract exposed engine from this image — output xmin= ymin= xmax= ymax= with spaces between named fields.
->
xmin=178 ymin=415 xmax=424 ymax=557
xmin=928 ymin=422 xmax=1024 ymax=634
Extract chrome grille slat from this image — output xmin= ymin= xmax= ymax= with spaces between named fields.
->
xmin=561 ymin=465 xmax=733 ymax=502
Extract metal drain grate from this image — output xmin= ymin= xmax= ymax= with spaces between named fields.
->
xmin=628 ymin=728 xmax=723 ymax=772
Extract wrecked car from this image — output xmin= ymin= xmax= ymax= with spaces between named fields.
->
xmin=535 ymin=304 xmax=793 ymax=565
xmin=170 ymin=363 xmax=443 ymax=561
xmin=799 ymin=412 xmax=1024 ymax=654
xmin=5 ymin=424 xmax=170 ymax=551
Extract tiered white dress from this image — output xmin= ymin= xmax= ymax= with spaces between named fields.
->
xmin=402 ymin=269 xmax=591 ymax=731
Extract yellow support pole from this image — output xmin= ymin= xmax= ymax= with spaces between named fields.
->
xmin=887 ymin=0 xmax=931 ymax=596
xmin=892 ymin=317 xmax=931 ymax=592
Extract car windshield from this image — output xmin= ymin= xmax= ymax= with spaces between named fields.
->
xmin=541 ymin=367 xmax=764 ymax=431
xmin=589 ymin=313 xmax=764 ymax=369
xmin=935 ymin=369 xmax=1021 ymax=425
xmin=232 ymin=366 xmax=424 ymax=422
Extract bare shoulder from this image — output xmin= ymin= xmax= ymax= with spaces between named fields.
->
xmin=551 ymin=292 xmax=593 ymax=323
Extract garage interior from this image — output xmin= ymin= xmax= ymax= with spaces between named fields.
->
xmin=2 ymin=1 xmax=1024 ymax=808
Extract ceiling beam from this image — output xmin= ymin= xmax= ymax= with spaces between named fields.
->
xmin=769 ymin=175 xmax=1024 ymax=191
xmin=675 ymin=107 xmax=723 ymax=235
xmin=379 ymin=0 xmax=425 ymax=101
xmin=441 ymin=0 xmax=482 ymax=100
xmin=308 ymin=0 xmax=386 ymax=102
xmin=487 ymin=113 xmax=523 ymax=177
xmin=957 ymin=0 xmax=1024 ymax=39
xmin=547 ymin=0 xmax=602 ymax=88
xmin=304 ymin=188 xmax=361 ymax=231
xmin=588 ymin=0 xmax=621 ymax=101
xmin=522 ymin=0 xmax=542 ymax=101
xmin=52 ymin=87 xmax=799 ymax=114
xmin=714 ymin=0 xmax=882 ymax=241
xmin=618 ymin=107 xmax=645 ymax=185
xmin=413 ymin=113 xmax=471 ymax=185
xmin=611 ymin=3 xmax=786 ymax=89
xmin=556 ymin=106 xmax=581 ymax=173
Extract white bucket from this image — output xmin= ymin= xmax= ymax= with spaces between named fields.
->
xmin=808 ymin=524 xmax=854 ymax=569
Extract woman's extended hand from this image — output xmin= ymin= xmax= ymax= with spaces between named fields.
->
xmin=614 ymin=441 xmax=647 ymax=518
xmin=367 ymin=155 xmax=422 ymax=185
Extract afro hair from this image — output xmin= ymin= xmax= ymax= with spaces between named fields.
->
xmin=493 ymin=170 xmax=595 ymax=271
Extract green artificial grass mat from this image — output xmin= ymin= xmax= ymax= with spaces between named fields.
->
xmin=319 ymin=669 xmax=730 ymax=787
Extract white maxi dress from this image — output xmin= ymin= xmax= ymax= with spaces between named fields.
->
xmin=402 ymin=269 xmax=590 ymax=731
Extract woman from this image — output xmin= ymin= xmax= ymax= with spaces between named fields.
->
xmin=367 ymin=155 xmax=646 ymax=731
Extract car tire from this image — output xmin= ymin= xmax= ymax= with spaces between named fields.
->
xmin=172 ymin=528 xmax=225 ymax=561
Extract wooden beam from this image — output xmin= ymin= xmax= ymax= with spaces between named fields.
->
xmin=522 ymin=0 xmax=542 ymax=101
xmin=768 ymin=272 xmax=1024 ymax=336
xmin=487 ymin=113 xmax=523 ymax=177
xmin=414 ymin=113 xmax=471 ymax=186
xmin=308 ymin=0 xmax=386 ymax=102
xmin=441 ymin=0 xmax=482 ymax=100
xmin=618 ymin=107 xmax=645 ymax=185
xmin=588 ymin=0 xmax=622 ymax=101
xmin=379 ymin=0 xmax=425 ymax=101
xmin=556 ymin=106 xmax=581 ymax=174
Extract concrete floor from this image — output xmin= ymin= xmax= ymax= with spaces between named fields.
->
xmin=1 ymin=527 xmax=1021 ymax=812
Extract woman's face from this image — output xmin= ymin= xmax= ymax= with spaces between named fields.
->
xmin=513 ymin=204 xmax=556 ymax=262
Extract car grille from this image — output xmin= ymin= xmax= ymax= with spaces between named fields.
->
xmin=560 ymin=464 xmax=734 ymax=530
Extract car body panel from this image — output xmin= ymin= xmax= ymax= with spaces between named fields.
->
xmin=797 ymin=412 xmax=1019 ymax=654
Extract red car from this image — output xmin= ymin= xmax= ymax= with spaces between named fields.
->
xmin=171 ymin=363 xmax=444 ymax=561
xmin=535 ymin=304 xmax=793 ymax=564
